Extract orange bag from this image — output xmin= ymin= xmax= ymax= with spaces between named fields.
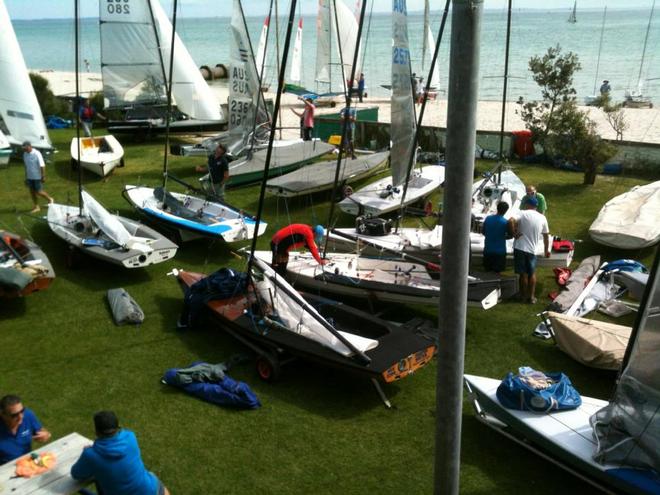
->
xmin=15 ymin=452 xmax=57 ymax=477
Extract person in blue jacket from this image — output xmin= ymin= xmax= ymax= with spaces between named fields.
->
xmin=482 ymin=201 xmax=510 ymax=274
xmin=71 ymin=411 xmax=169 ymax=495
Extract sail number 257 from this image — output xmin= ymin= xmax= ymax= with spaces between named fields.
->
xmin=392 ymin=47 xmax=410 ymax=66
xmin=106 ymin=0 xmax=130 ymax=15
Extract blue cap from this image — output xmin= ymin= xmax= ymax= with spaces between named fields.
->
xmin=313 ymin=225 xmax=324 ymax=238
xmin=525 ymin=196 xmax=539 ymax=208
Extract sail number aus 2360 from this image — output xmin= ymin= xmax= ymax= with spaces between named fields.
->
xmin=106 ymin=0 xmax=130 ymax=15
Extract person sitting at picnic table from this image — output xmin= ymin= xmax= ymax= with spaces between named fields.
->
xmin=71 ymin=410 xmax=170 ymax=495
xmin=0 ymin=394 xmax=51 ymax=465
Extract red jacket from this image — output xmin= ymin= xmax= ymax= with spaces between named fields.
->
xmin=271 ymin=224 xmax=322 ymax=264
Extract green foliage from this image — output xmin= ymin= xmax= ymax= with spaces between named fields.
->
xmin=595 ymin=94 xmax=629 ymax=141
xmin=29 ymin=72 xmax=71 ymax=118
xmin=518 ymin=46 xmax=616 ymax=185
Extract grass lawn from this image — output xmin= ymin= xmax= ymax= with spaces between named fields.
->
xmin=0 ymin=128 xmax=656 ymax=494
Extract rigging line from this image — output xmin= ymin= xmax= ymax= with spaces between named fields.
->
xmin=74 ymin=0 xmax=82 ymax=216
xmin=396 ymin=0 xmax=450 ymax=230
xmin=161 ymin=0 xmax=179 ymax=193
xmin=322 ymin=0 xmax=368 ymax=258
xmin=358 ymin=0 xmax=375 ymax=75
xmin=245 ymin=0 xmax=298 ymax=279
xmin=497 ymin=0 xmax=513 ymax=182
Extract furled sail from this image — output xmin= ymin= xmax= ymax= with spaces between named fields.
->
xmin=0 ymin=0 xmax=52 ymax=150
xmin=289 ymin=18 xmax=303 ymax=85
xmin=315 ymin=0 xmax=332 ymax=85
xmin=422 ymin=0 xmax=440 ymax=88
xmin=99 ymin=0 xmax=222 ymax=121
xmin=255 ymin=15 xmax=270 ymax=84
xmin=390 ymin=0 xmax=416 ymax=188
xmin=229 ymin=0 xmax=269 ymax=136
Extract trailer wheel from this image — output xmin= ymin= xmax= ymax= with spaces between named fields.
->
xmin=256 ymin=354 xmax=281 ymax=382
xmin=119 ymin=157 xmax=125 ymax=168
xmin=70 ymin=158 xmax=78 ymax=170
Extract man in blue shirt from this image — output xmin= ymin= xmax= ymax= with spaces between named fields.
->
xmin=22 ymin=141 xmax=54 ymax=213
xmin=195 ymin=144 xmax=229 ymax=201
xmin=0 ymin=394 xmax=51 ymax=464
xmin=71 ymin=411 xmax=170 ymax=495
xmin=482 ymin=201 xmax=510 ymax=274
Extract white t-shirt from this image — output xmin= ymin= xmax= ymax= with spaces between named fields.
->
xmin=513 ymin=209 xmax=549 ymax=254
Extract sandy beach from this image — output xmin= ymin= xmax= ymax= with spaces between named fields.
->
xmin=35 ymin=69 xmax=660 ymax=145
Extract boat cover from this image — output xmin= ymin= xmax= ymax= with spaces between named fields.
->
xmin=163 ymin=361 xmax=260 ymax=409
xmin=548 ymin=312 xmax=631 ymax=370
xmin=107 ymin=288 xmax=144 ymax=325
xmin=589 ymin=180 xmax=660 ymax=249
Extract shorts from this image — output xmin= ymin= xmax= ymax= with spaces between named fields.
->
xmin=513 ymin=249 xmax=537 ymax=276
xmin=483 ymin=252 xmax=506 ymax=273
xmin=26 ymin=179 xmax=43 ymax=192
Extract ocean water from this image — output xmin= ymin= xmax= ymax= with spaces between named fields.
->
xmin=11 ymin=7 xmax=660 ymax=102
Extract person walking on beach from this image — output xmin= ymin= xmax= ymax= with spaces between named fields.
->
xmin=508 ymin=197 xmax=550 ymax=304
xmin=482 ymin=201 xmax=510 ymax=275
xmin=600 ymin=80 xmax=611 ymax=95
xmin=79 ymin=98 xmax=106 ymax=137
xmin=521 ymin=185 xmax=547 ymax=215
xmin=22 ymin=141 xmax=54 ymax=213
xmin=340 ymin=99 xmax=357 ymax=159
xmin=290 ymin=97 xmax=315 ymax=141
xmin=195 ymin=144 xmax=229 ymax=201
xmin=357 ymin=73 xmax=366 ymax=102
xmin=0 ymin=394 xmax=52 ymax=465
xmin=71 ymin=411 xmax=170 ymax=495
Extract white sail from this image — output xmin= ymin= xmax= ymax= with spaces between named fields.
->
xmin=335 ymin=0 xmax=361 ymax=84
xmin=315 ymin=0 xmax=332 ymax=85
xmin=229 ymin=0 xmax=269 ymax=135
xmin=0 ymin=0 xmax=51 ymax=150
xmin=99 ymin=0 xmax=222 ymax=121
xmin=424 ymin=13 xmax=440 ymax=88
xmin=255 ymin=15 xmax=270 ymax=84
xmin=81 ymin=190 xmax=152 ymax=253
xmin=391 ymin=0 xmax=416 ymax=188
xmin=289 ymin=18 xmax=303 ymax=84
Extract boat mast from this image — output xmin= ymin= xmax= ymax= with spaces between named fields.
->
xmin=591 ymin=6 xmax=607 ymax=96
xmin=497 ymin=0 xmax=512 ymax=183
xmin=245 ymin=0 xmax=297 ymax=278
xmin=422 ymin=0 xmax=430 ymax=74
xmin=323 ymin=0 xmax=368 ymax=257
xmin=74 ymin=0 xmax=82 ymax=215
xmin=274 ymin=0 xmax=282 ymax=139
xmin=637 ymin=0 xmax=655 ymax=92
xmin=160 ymin=0 xmax=177 ymax=192
xmin=435 ymin=0 xmax=483 ymax=493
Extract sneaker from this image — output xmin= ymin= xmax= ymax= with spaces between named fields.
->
xmin=29 ymin=206 xmax=40 ymax=213
xmin=48 ymin=197 xmax=54 ymax=204
xmin=529 ymin=297 xmax=538 ymax=304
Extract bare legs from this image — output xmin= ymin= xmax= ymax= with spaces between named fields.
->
xmin=518 ymin=273 xmax=537 ymax=303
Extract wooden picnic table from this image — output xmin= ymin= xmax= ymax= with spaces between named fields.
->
xmin=0 ymin=432 xmax=91 ymax=494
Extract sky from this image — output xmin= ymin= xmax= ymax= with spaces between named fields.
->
xmin=4 ymin=0 xmax=655 ymax=20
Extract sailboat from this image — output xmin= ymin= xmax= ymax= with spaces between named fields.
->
xmin=0 ymin=130 xmax=11 ymax=165
xmin=123 ymin=0 xmax=266 ymax=244
xmin=624 ymin=0 xmax=655 ymax=108
xmin=48 ymin=0 xmax=178 ymax=269
xmin=465 ymin=250 xmax=660 ymax=495
xmin=173 ymin=1 xmax=436 ymax=407
xmin=100 ymin=0 xmax=226 ymax=135
xmin=0 ymin=0 xmax=52 ymax=153
xmin=421 ymin=0 xmax=440 ymax=92
xmin=584 ymin=7 xmax=607 ymax=106
xmin=337 ymin=2 xmax=444 ymax=217
xmin=0 ymin=230 xmax=55 ymax=298
xmin=567 ymin=1 xmax=577 ymax=23
xmin=69 ymin=134 xmax=124 ymax=178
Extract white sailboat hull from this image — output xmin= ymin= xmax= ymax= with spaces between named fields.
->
xmin=338 ymin=165 xmax=445 ymax=216
xmin=70 ymin=135 xmax=124 ymax=177
xmin=471 ymin=169 xmax=526 ymax=223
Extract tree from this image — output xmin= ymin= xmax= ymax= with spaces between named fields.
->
xmin=29 ymin=72 xmax=70 ymax=117
xmin=517 ymin=45 xmax=616 ymax=185
xmin=596 ymin=95 xmax=629 ymax=141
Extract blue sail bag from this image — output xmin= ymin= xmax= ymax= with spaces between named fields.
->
xmin=496 ymin=366 xmax=582 ymax=412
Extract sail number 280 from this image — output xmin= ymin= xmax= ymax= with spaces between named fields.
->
xmin=392 ymin=47 xmax=410 ymax=66
xmin=106 ymin=0 xmax=130 ymax=15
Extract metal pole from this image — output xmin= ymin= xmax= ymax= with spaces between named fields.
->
xmin=162 ymin=0 xmax=178 ymax=191
xmin=74 ymin=0 xmax=82 ymax=215
xmin=434 ymin=1 xmax=483 ymax=494
xmin=497 ymin=0 xmax=512 ymax=182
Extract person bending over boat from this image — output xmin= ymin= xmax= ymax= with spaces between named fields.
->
xmin=270 ymin=224 xmax=327 ymax=277
xmin=196 ymin=144 xmax=229 ymax=201
xmin=508 ymin=197 xmax=550 ymax=305
xmin=0 ymin=394 xmax=51 ymax=465
xmin=71 ymin=411 xmax=170 ymax=495
xmin=520 ymin=185 xmax=547 ymax=215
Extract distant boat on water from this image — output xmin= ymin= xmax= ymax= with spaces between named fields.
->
xmin=567 ymin=1 xmax=577 ymax=23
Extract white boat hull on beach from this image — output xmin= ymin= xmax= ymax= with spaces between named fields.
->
xmin=338 ymin=165 xmax=445 ymax=217
xmin=70 ymin=135 xmax=124 ymax=177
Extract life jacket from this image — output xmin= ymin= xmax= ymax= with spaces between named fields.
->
xmin=81 ymin=106 xmax=94 ymax=120
xmin=552 ymin=238 xmax=574 ymax=252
